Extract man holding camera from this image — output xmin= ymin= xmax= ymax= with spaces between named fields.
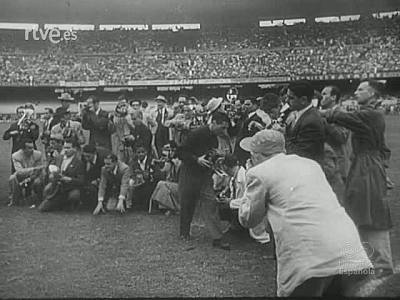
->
xmin=81 ymin=144 xmax=111 ymax=210
xmin=3 ymin=105 xmax=40 ymax=172
xmin=82 ymin=96 xmax=115 ymax=150
xmin=39 ymin=138 xmax=85 ymax=212
xmin=9 ymin=138 xmax=44 ymax=207
xmin=51 ymin=110 xmax=85 ymax=145
xmin=177 ymin=112 xmax=231 ymax=250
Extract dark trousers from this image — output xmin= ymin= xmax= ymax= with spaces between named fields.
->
xmin=131 ymin=181 xmax=156 ymax=210
xmin=178 ymin=165 xmax=223 ymax=240
xmin=290 ymin=274 xmax=369 ymax=297
xmin=81 ymin=184 xmax=99 ymax=210
xmin=155 ymin=126 xmax=169 ymax=156
xmin=39 ymin=183 xmax=81 ymax=212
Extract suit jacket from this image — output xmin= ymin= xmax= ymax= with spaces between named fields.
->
xmin=82 ymin=147 xmax=111 ymax=183
xmin=234 ymin=111 xmax=269 ymax=164
xmin=54 ymin=154 xmax=85 ymax=191
xmin=98 ymin=161 xmax=131 ymax=200
xmin=132 ymin=122 xmax=152 ymax=153
xmin=285 ymin=107 xmax=325 ymax=164
xmin=12 ymin=149 xmax=43 ymax=176
xmin=323 ymin=106 xmax=351 ymax=181
xmin=237 ymin=153 xmax=372 ymax=296
xmin=3 ymin=121 xmax=40 ymax=154
xmin=82 ymin=109 xmax=115 ymax=150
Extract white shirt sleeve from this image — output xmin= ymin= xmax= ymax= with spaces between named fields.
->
xmin=238 ymin=171 xmax=268 ymax=229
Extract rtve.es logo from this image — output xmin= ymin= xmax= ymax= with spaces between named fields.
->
xmin=24 ymin=28 xmax=77 ymax=44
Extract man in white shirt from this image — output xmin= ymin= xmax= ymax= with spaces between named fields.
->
xmin=237 ymin=129 xmax=372 ymax=297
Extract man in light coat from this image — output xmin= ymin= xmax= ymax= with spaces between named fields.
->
xmin=237 ymin=129 xmax=373 ymax=297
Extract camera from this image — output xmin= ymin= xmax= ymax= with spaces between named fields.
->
xmin=122 ymin=134 xmax=135 ymax=147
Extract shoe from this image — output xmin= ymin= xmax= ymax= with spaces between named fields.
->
xmin=212 ymin=239 xmax=230 ymax=250
xmin=7 ymin=201 xmax=13 ymax=207
xmin=180 ymin=235 xmax=195 ymax=251
xmin=374 ymin=268 xmax=394 ymax=279
xmin=29 ymin=204 xmax=36 ymax=209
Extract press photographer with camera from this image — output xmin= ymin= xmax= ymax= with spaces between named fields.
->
xmin=177 ymin=111 xmax=231 ymax=250
xmin=148 ymin=143 xmax=181 ymax=214
xmin=39 ymin=138 xmax=85 ymax=212
xmin=8 ymin=138 xmax=44 ymax=207
xmin=82 ymin=95 xmax=115 ymax=150
xmin=112 ymin=99 xmax=135 ymax=163
xmin=50 ymin=110 xmax=85 ymax=146
xmin=3 ymin=104 xmax=40 ymax=173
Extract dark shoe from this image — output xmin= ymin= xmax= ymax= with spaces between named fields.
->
xmin=180 ymin=235 xmax=195 ymax=251
xmin=212 ymin=239 xmax=230 ymax=250
xmin=374 ymin=268 xmax=394 ymax=279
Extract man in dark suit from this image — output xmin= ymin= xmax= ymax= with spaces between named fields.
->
xmin=177 ymin=112 xmax=231 ymax=250
xmin=131 ymin=115 xmax=152 ymax=155
xmin=81 ymin=144 xmax=111 ymax=209
xmin=93 ymin=153 xmax=131 ymax=215
xmin=285 ymin=80 xmax=325 ymax=164
xmin=150 ymin=95 xmax=173 ymax=156
xmin=54 ymin=92 xmax=75 ymax=125
xmin=40 ymin=107 xmax=57 ymax=151
xmin=82 ymin=95 xmax=115 ymax=150
xmin=3 ymin=105 xmax=40 ymax=173
xmin=234 ymin=97 xmax=271 ymax=165
xmin=129 ymin=145 xmax=157 ymax=210
xmin=39 ymin=138 xmax=85 ymax=212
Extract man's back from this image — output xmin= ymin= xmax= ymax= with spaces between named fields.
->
xmin=243 ymin=153 xmax=372 ymax=296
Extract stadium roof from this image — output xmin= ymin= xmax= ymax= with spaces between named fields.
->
xmin=1 ymin=0 xmax=399 ymax=26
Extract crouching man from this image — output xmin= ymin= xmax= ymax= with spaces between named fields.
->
xmin=9 ymin=138 xmax=44 ymax=207
xmin=81 ymin=144 xmax=111 ymax=210
xmin=237 ymin=129 xmax=373 ymax=297
xmin=39 ymin=138 xmax=85 ymax=212
xmin=93 ymin=154 xmax=131 ymax=215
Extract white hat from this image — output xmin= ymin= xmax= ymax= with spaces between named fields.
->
xmin=206 ymin=97 xmax=223 ymax=114
xmin=240 ymin=129 xmax=285 ymax=155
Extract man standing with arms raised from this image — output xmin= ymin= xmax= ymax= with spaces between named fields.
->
xmin=82 ymin=95 xmax=115 ymax=150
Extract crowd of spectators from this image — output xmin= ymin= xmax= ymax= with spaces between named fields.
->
xmin=0 ymin=15 xmax=399 ymax=85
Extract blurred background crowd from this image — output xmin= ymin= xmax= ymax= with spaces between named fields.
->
xmin=0 ymin=15 xmax=399 ymax=85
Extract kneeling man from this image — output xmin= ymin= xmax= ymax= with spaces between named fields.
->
xmin=9 ymin=138 xmax=44 ymax=206
xmin=39 ymin=138 xmax=84 ymax=212
xmin=237 ymin=130 xmax=373 ymax=297
xmin=93 ymin=154 xmax=131 ymax=215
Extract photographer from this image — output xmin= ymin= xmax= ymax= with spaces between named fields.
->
xmin=81 ymin=144 xmax=111 ymax=210
xmin=50 ymin=110 xmax=85 ymax=146
xmin=112 ymin=99 xmax=135 ymax=163
xmin=3 ymin=104 xmax=40 ymax=172
xmin=128 ymin=145 xmax=158 ymax=211
xmin=82 ymin=95 xmax=115 ymax=150
xmin=149 ymin=143 xmax=181 ymax=214
xmin=177 ymin=111 xmax=231 ymax=250
xmin=9 ymin=138 xmax=44 ymax=207
xmin=234 ymin=97 xmax=271 ymax=165
xmin=39 ymin=138 xmax=85 ymax=212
